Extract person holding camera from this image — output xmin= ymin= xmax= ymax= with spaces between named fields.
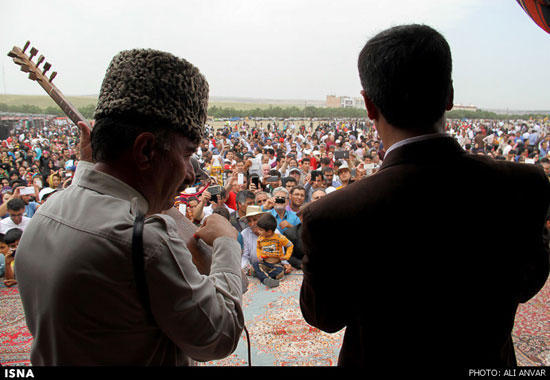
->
xmin=261 ymin=187 xmax=300 ymax=234
xmin=193 ymin=185 xmax=234 ymax=224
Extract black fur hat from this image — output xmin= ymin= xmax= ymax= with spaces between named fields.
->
xmin=94 ymin=49 xmax=209 ymax=143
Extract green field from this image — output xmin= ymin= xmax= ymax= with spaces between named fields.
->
xmin=0 ymin=94 xmax=317 ymax=111
xmin=0 ymin=94 xmax=98 ymax=109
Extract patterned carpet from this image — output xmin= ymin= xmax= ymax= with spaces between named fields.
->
xmin=512 ymin=275 xmax=550 ymax=366
xmin=1 ymin=271 xmax=549 ymax=366
xmin=0 ymin=287 xmax=32 ymax=366
xmin=201 ymin=271 xmax=344 ymax=366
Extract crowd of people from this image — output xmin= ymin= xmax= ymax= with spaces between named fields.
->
xmin=171 ymin=115 xmax=550 ymax=286
xmin=0 ymin=118 xmax=80 ymax=287
xmin=0 ymin=114 xmax=548 ymax=289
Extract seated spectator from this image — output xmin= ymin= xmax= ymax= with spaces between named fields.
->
xmin=0 ymin=198 xmax=30 ymax=234
xmin=38 ymin=187 xmax=57 ymax=204
xmin=253 ymin=213 xmax=294 ymax=288
xmin=48 ymin=172 xmax=62 ymax=189
xmin=3 ymin=228 xmax=22 ymax=287
xmin=261 ymin=187 xmax=301 ymax=233
xmin=0 ymin=233 xmax=8 ymax=278
xmin=240 ymin=205 xmax=266 ymax=274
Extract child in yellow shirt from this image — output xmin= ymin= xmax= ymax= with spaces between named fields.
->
xmin=254 ymin=213 xmax=294 ymax=288
xmin=3 ymin=228 xmax=21 ymax=287
xmin=0 ymin=234 xmax=8 ymax=280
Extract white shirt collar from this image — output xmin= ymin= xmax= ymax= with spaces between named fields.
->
xmin=384 ymin=132 xmax=449 ymax=157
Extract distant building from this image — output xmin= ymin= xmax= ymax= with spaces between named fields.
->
xmin=326 ymin=95 xmax=365 ymax=109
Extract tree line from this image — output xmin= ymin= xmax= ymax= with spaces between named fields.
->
xmin=0 ymin=102 xmax=548 ymax=121
xmin=0 ymin=103 xmax=96 ymax=119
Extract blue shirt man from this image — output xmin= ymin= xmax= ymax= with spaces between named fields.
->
xmin=261 ymin=187 xmax=301 ymax=233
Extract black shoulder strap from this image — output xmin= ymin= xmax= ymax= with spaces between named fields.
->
xmin=132 ymin=213 xmax=153 ymax=320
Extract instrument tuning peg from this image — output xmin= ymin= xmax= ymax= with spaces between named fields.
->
xmin=43 ymin=62 xmax=51 ymax=75
xmin=23 ymin=41 xmax=30 ymax=54
xmin=49 ymin=71 xmax=57 ymax=82
xmin=37 ymin=55 xmax=45 ymax=66
xmin=29 ymin=47 xmax=38 ymax=61
xmin=29 ymin=72 xmax=37 ymax=81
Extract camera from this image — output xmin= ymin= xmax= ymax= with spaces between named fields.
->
xmin=275 ymin=197 xmax=286 ymax=204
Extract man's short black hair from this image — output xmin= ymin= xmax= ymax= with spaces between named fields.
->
xmin=4 ymin=228 xmax=22 ymax=245
xmin=236 ymin=190 xmax=255 ymax=205
xmin=358 ymin=24 xmax=453 ymax=131
xmin=7 ymin=198 xmax=25 ymax=212
xmin=290 ymin=185 xmax=305 ymax=195
xmin=283 ymin=177 xmax=297 ymax=187
xmin=268 ymin=170 xmax=281 ymax=178
xmin=311 ymin=170 xmax=324 ymax=181
xmin=257 ymin=213 xmax=277 ymax=233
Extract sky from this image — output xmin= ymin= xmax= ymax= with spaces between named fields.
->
xmin=1 ymin=0 xmax=549 ymax=111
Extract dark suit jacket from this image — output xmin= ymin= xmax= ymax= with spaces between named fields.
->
xmin=299 ymin=136 xmax=550 ymax=368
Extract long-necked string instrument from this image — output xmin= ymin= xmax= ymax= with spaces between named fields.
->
xmin=8 ymin=41 xmax=90 ymax=129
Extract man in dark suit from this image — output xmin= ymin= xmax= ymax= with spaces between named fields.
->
xmin=299 ymin=24 xmax=550 ymax=369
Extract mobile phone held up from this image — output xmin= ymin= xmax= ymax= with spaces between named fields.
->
xmin=334 ymin=150 xmax=349 ymax=160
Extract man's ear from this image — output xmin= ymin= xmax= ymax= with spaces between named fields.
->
xmin=133 ymin=132 xmax=156 ymax=170
xmin=361 ymin=90 xmax=379 ymax=121
xmin=445 ymin=81 xmax=454 ymax=111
